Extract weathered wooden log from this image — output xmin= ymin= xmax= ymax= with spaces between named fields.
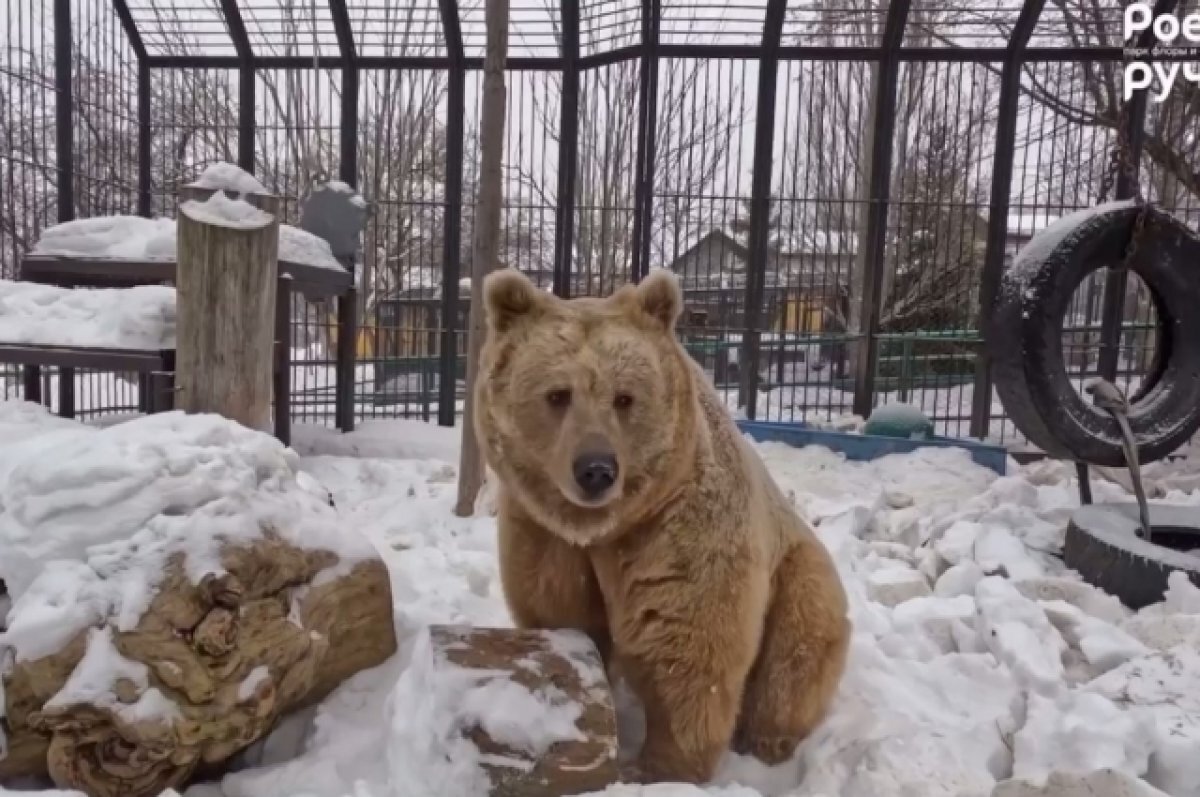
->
xmin=412 ymin=625 xmax=619 ymax=797
xmin=175 ymin=186 xmax=280 ymax=433
xmin=0 ymin=535 xmax=396 ymax=797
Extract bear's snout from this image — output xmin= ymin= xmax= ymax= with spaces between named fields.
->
xmin=572 ymin=451 xmax=619 ymax=499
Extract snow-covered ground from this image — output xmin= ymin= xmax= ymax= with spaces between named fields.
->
xmin=1 ymin=400 xmax=1198 ymax=797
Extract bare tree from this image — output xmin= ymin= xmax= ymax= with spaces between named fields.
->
xmin=455 ymin=0 xmax=510 ymax=516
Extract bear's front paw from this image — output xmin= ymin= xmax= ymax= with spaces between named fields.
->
xmin=732 ymin=733 xmax=801 ymax=766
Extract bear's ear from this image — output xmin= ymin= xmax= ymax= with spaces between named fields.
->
xmin=483 ymin=267 xmax=545 ymax=333
xmin=634 ymin=268 xmax=683 ymax=331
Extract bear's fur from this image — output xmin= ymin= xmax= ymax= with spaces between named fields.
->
xmin=474 ymin=267 xmax=851 ymax=784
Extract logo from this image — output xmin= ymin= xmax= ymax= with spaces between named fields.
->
xmin=1123 ymin=2 xmax=1200 ymax=100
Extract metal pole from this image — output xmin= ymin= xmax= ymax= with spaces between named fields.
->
xmin=630 ymin=0 xmax=660 ymax=282
xmin=137 ymin=66 xmax=152 ymax=217
xmin=438 ymin=0 xmax=466 ymax=426
xmin=218 ymin=0 xmax=256 ymax=173
xmin=738 ymin=0 xmax=787 ymax=420
xmin=553 ymin=0 xmax=580 ymax=298
xmin=850 ymin=0 xmax=911 ymax=421
xmin=54 ymin=0 xmax=73 ymax=223
xmin=1095 ymin=0 xmax=1176 ymax=383
xmin=970 ymin=0 xmax=1046 ymax=439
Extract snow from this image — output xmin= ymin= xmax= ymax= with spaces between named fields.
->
xmin=180 ymin=191 xmax=275 ymax=231
xmin=187 ymin=162 xmax=268 ymax=196
xmin=32 ymin=215 xmax=345 ymax=273
xmin=1002 ymin=200 xmax=1137 ymax=297
xmin=44 ymin=625 xmax=180 ymax=726
xmin=0 ymin=403 xmax=377 ymax=663
xmin=1 ymin=402 xmax=1198 ymax=797
xmin=324 ymin=179 xmax=369 ymax=209
xmin=0 ymin=279 xmax=176 ymax=350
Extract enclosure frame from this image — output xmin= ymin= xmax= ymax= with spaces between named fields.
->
xmin=17 ymin=0 xmax=1188 ymax=439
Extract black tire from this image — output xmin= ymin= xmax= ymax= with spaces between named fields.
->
xmin=989 ymin=202 xmax=1200 ymax=466
xmin=1064 ymin=502 xmax=1200 ymax=610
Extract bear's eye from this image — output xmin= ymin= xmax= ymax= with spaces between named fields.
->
xmin=546 ymin=389 xmax=572 ymax=408
xmin=614 ymin=393 xmax=634 ymax=410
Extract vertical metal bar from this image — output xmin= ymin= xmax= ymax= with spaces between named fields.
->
xmin=337 ymin=287 xmax=358 ymax=431
xmin=553 ymin=0 xmax=581 ymax=298
xmin=970 ymin=0 xmax=1046 ymax=439
xmin=23 ymin=366 xmax=42 ymax=405
xmin=630 ymin=0 xmax=660 ymax=282
xmin=438 ymin=0 xmax=465 ymax=426
xmin=137 ymin=65 xmax=152 ymax=216
xmin=738 ymin=0 xmax=787 ymax=420
xmin=111 ymin=0 xmax=148 ymax=61
xmin=1095 ymin=0 xmax=1175 ymax=383
xmin=54 ymin=0 xmax=73 ymax=222
xmin=850 ymin=0 xmax=912 ymax=421
xmin=238 ymin=69 xmax=256 ymax=174
xmin=274 ymin=275 xmax=293 ymax=445
xmin=330 ymin=0 xmax=358 ymax=185
xmin=217 ymin=0 xmax=256 ymax=173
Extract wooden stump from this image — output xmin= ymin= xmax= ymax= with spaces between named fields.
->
xmin=417 ymin=626 xmax=619 ymax=797
xmin=0 ymin=537 xmax=397 ymax=797
xmin=175 ymin=186 xmax=280 ymax=433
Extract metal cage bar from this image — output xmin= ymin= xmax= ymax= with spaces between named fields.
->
xmin=438 ymin=0 xmax=467 ymax=426
xmin=552 ymin=0 xmax=581 ymax=298
xmin=1096 ymin=0 xmax=1180 ymax=384
xmin=969 ymin=0 xmax=1047 ymax=440
xmin=217 ymin=0 xmax=256 ymax=172
xmin=111 ymin=0 xmax=147 ymax=62
xmin=630 ymin=0 xmax=660 ymax=283
xmin=737 ymin=0 xmax=787 ymax=420
xmin=849 ymin=0 xmax=911 ymax=421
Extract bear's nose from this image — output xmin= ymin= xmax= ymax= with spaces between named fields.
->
xmin=573 ymin=453 xmax=618 ymax=498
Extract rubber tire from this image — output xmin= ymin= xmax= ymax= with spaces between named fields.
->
xmin=1064 ymin=502 xmax=1200 ymax=610
xmin=989 ymin=201 xmax=1200 ymax=466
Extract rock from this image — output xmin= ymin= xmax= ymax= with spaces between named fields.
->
xmin=867 ymin=568 xmax=931 ymax=607
xmin=992 ymin=769 xmax=1169 ymax=797
xmin=0 ymin=536 xmax=396 ymax=797
xmin=405 ymin=625 xmax=619 ymax=797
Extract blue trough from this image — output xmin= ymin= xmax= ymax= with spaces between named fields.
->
xmin=736 ymin=420 xmax=1009 ymax=476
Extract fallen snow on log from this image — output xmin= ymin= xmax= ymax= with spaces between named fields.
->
xmin=33 ymin=214 xmax=343 ymax=272
xmin=187 ymin=162 xmax=269 ymax=196
xmin=0 ymin=404 xmax=377 ymax=663
xmin=180 ymin=191 xmax=275 ymax=230
xmin=3 ymin=403 xmax=1200 ymax=797
xmin=0 ymin=278 xmax=176 ymax=350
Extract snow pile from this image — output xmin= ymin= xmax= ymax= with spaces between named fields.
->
xmin=0 ymin=278 xmax=176 ymax=350
xmin=324 ymin=179 xmax=369 ymax=209
xmin=33 ymin=215 xmax=345 ymax=273
xmin=187 ymin=162 xmax=269 ymax=196
xmin=2 ymin=404 xmax=1199 ymax=797
xmin=180 ymin=191 xmax=275 ymax=230
xmin=0 ymin=402 xmax=377 ymax=664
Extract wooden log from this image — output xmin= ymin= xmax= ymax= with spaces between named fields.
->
xmin=0 ymin=538 xmax=397 ymax=797
xmin=175 ymin=186 xmax=280 ymax=433
xmin=414 ymin=625 xmax=619 ymax=797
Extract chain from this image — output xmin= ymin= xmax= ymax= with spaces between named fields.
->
xmin=1097 ymin=99 xmax=1150 ymax=271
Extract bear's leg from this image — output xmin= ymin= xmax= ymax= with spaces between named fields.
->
xmin=733 ymin=545 xmax=850 ymax=765
xmin=498 ymin=512 xmax=611 ymax=661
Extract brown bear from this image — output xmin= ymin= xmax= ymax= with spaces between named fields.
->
xmin=473 ymin=266 xmax=850 ymax=784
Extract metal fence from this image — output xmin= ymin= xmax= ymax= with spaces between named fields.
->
xmin=2 ymin=0 xmax=1199 ymax=445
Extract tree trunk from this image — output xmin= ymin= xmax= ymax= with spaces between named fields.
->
xmin=455 ymin=0 xmax=510 ymax=517
xmin=175 ymin=186 xmax=280 ymax=433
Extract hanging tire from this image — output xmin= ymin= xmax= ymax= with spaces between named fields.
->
xmin=1065 ymin=503 xmax=1200 ymax=610
xmin=989 ymin=201 xmax=1200 ymax=466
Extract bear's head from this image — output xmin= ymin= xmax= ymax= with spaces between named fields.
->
xmin=474 ymin=267 xmax=701 ymax=546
